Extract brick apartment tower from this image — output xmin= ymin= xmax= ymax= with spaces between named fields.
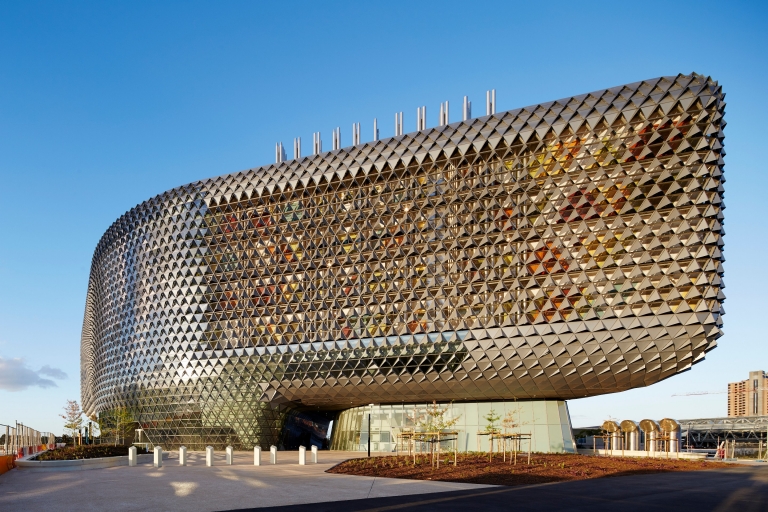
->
xmin=728 ymin=371 xmax=768 ymax=417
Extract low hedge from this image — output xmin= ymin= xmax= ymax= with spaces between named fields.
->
xmin=33 ymin=445 xmax=149 ymax=461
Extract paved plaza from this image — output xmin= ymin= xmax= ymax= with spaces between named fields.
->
xmin=0 ymin=451 xmax=489 ymax=511
xmin=2 ymin=450 xmax=767 ymax=511
xmin=247 ymin=465 xmax=768 ymax=512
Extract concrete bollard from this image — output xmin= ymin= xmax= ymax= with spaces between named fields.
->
xmin=311 ymin=445 xmax=318 ymax=463
xmin=179 ymin=446 xmax=187 ymax=466
xmin=270 ymin=445 xmax=277 ymax=464
xmin=128 ymin=446 xmax=137 ymax=467
xmin=206 ymin=446 xmax=214 ymax=466
xmin=254 ymin=446 xmax=261 ymax=466
xmin=299 ymin=446 xmax=306 ymax=465
xmin=226 ymin=446 xmax=234 ymax=465
xmin=154 ymin=446 xmax=163 ymax=468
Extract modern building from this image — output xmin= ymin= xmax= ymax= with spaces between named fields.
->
xmin=80 ymin=73 xmax=725 ymax=452
xmin=728 ymin=371 xmax=768 ymax=417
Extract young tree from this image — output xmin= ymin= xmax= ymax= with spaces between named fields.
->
xmin=484 ymin=408 xmax=501 ymax=433
xmin=99 ymin=407 xmax=135 ymax=446
xmin=417 ymin=402 xmax=461 ymax=468
xmin=114 ymin=407 xmax=135 ymax=446
xmin=89 ymin=422 xmax=100 ymax=444
xmin=482 ymin=408 xmax=502 ymax=460
xmin=502 ymin=408 xmax=522 ymax=433
xmin=418 ymin=401 xmax=461 ymax=432
xmin=500 ymin=405 xmax=529 ymax=463
xmin=60 ymin=400 xmax=83 ymax=444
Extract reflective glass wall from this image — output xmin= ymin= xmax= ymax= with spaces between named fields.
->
xmin=331 ymin=401 xmax=575 ymax=453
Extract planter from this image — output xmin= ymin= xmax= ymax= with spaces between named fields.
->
xmin=16 ymin=453 xmax=155 ymax=472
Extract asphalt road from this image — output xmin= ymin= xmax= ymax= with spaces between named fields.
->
xmin=230 ymin=465 xmax=768 ymax=512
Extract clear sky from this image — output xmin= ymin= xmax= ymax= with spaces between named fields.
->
xmin=0 ymin=0 xmax=766 ymax=434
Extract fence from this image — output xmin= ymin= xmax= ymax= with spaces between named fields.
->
xmin=0 ymin=422 xmax=57 ymax=458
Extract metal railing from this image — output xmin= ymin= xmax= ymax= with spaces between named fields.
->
xmin=0 ymin=422 xmax=57 ymax=458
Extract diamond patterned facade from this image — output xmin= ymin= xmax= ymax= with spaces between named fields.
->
xmin=81 ymin=73 xmax=725 ymax=449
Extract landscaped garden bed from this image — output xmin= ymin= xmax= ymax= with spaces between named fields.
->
xmin=327 ymin=453 xmax=731 ymax=486
xmin=33 ymin=445 xmax=149 ymax=461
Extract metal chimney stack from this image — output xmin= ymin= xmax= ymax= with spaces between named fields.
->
xmin=293 ymin=137 xmax=301 ymax=159
xmin=463 ymin=96 xmax=471 ymax=120
xmin=486 ymin=89 xmax=496 ymax=115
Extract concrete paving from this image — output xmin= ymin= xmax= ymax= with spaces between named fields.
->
xmin=236 ymin=464 xmax=768 ymax=512
xmin=0 ymin=450 xmax=490 ymax=511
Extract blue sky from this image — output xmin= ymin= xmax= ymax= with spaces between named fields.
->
xmin=0 ymin=0 xmax=766 ymax=433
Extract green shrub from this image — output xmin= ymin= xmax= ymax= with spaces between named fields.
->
xmin=34 ymin=445 xmax=149 ymax=461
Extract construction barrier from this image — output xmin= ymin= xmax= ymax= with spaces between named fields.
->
xmin=0 ymin=455 xmax=15 ymax=476
xmin=1 ymin=423 xmax=56 ymax=460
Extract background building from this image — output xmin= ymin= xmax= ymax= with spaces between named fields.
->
xmin=728 ymin=371 xmax=768 ymax=417
xmin=80 ymin=73 xmax=725 ymax=450
xmin=678 ymin=415 xmax=768 ymax=450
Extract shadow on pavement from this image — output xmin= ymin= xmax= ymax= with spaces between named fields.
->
xmin=223 ymin=466 xmax=768 ymax=512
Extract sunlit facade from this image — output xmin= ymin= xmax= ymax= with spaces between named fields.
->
xmin=81 ymin=73 xmax=725 ymax=450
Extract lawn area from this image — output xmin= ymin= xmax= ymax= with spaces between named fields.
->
xmin=33 ymin=445 xmax=149 ymax=461
xmin=327 ymin=453 xmax=731 ymax=486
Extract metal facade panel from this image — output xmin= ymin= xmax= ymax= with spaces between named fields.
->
xmin=80 ymin=73 xmax=725 ymax=448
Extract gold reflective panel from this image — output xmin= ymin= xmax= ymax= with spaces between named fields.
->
xmin=81 ymin=73 xmax=725 ymax=449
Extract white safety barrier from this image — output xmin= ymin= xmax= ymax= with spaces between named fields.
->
xmin=206 ymin=446 xmax=214 ymax=466
xmin=179 ymin=446 xmax=187 ymax=466
xmin=254 ymin=446 xmax=261 ymax=466
xmin=270 ymin=445 xmax=277 ymax=464
xmin=153 ymin=446 xmax=162 ymax=468
xmin=226 ymin=446 xmax=233 ymax=465
xmin=311 ymin=445 xmax=318 ymax=463
xmin=299 ymin=446 xmax=306 ymax=465
xmin=128 ymin=446 xmax=137 ymax=467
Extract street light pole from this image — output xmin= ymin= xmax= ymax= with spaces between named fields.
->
xmin=367 ymin=403 xmax=374 ymax=458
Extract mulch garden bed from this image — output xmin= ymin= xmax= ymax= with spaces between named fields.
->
xmin=327 ymin=453 xmax=732 ymax=486
xmin=33 ymin=445 xmax=149 ymax=461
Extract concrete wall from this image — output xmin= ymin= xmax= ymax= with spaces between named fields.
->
xmin=16 ymin=454 xmax=155 ymax=472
